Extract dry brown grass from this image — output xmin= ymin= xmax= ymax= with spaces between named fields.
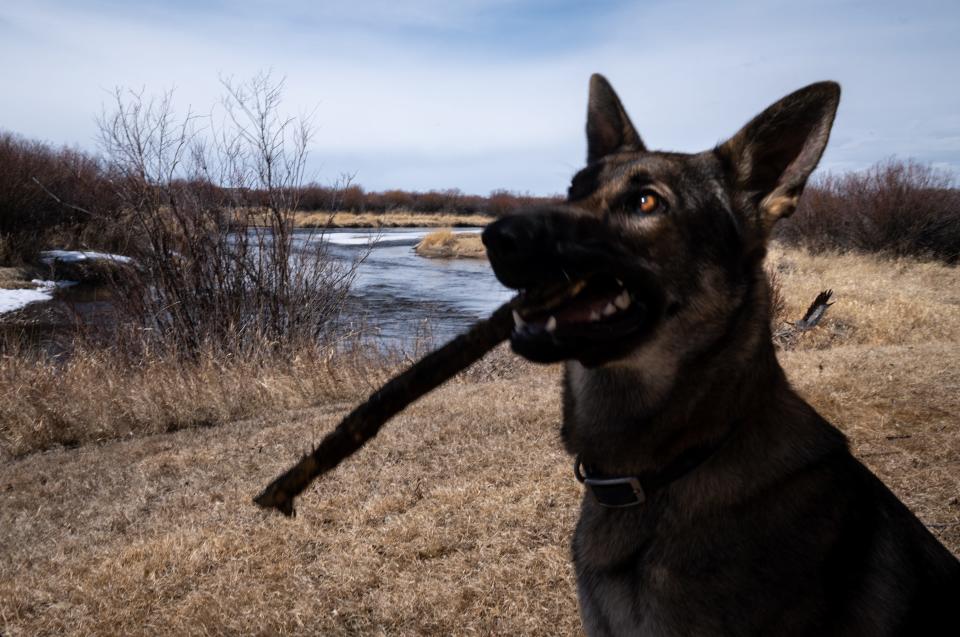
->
xmin=0 ymin=343 xmax=393 ymax=460
xmin=414 ymin=230 xmax=486 ymax=259
xmin=0 ymin=266 xmax=41 ymax=290
xmin=1 ymin=245 xmax=958 ymax=636
xmin=767 ymin=244 xmax=960 ymax=348
xmin=296 ymin=210 xmax=493 ymax=228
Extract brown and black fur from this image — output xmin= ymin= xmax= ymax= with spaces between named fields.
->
xmin=482 ymin=75 xmax=960 ymax=636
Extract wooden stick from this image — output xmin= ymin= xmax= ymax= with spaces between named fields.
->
xmin=254 ymin=296 xmax=519 ymax=516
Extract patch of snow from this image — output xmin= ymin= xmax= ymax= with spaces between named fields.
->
xmin=0 ymin=279 xmax=77 ymax=315
xmin=0 ymin=289 xmax=52 ymax=314
xmin=31 ymin=279 xmax=78 ymax=289
xmin=40 ymin=250 xmax=133 ymax=264
xmin=0 ymin=278 xmax=77 ymax=315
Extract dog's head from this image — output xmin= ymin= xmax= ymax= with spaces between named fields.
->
xmin=483 ymin=75 xmax=839 ymax=369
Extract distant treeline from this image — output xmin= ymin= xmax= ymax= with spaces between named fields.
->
xmin=1 ymin=129 xmax=958 ymax=265
xmin=294 ymin=183 xmax=562 ymax=215
xmin=0 ymin=130 xmax=562 ymax=263
xmin=0 ymin=131 xmax=123 ymax=264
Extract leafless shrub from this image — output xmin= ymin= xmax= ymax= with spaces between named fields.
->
xmin=777 ymin=159 xmax=960 ymax=263
xmin=291 ymin=183 xmax=562 ymax=216
xmin=0 ymin=132 xmax=120 ymax=264
xmin=98 ymin=73 xmax=359 ymax=356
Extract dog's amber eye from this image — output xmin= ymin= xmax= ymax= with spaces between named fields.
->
xmin=638 ymin=191 xmax=661 ymax=214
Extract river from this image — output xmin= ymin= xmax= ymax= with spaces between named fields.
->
xmin=0 ymin=227 xmax=513 ymax=351
xmin=309 ymin=227 xmax=512 ymax=348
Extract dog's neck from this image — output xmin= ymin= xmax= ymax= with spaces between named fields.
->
xmin=561 ymin=266 xmax=787 ymax=477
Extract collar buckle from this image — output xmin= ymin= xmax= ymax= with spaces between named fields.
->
xmin=574 ymin=456 xmax=646 ymax=508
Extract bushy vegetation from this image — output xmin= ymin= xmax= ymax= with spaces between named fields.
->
xmin=94 ymin=76 xmax=361 ymax=357
xmin=0 ymin=134 xmax=558 ymax=267
xmin=294 ymin=183 xmax=562 ymax=216
xmin=0 ymin=132 xmax=121 ymax=264
xmin=2 ymin=122 xmax=956 ymax=267
xmin=778 ymin=160 xmax=960 ymax=263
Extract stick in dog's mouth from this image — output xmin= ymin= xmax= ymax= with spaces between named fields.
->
xmin=513 ymin=275 xmax=639 ymax=335
xmin=254 ymin=274 xmax=648 ymax=515
xmin=508 ymin=272 xmax=655 ymax=366
xmin=253 ymin=296 xmax=520 ymax=517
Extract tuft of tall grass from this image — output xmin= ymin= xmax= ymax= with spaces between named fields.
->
xmin=415 ymin=230 xmax=485 ymax=259
xmin=0 ymin=333 xmax=396 ymax=459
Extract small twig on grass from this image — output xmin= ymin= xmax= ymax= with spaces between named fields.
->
xmin=254 ymin=296 xmax=519 ymax=516
xmin=773 ymin=289 xmax=835 ymax=349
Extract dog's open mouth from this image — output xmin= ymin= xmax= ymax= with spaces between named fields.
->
xmin=510 ymin=273 xmax=655 ymax=365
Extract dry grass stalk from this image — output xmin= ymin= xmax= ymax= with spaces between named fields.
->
xmin=0 ymin=338 xmax=393 ymax=460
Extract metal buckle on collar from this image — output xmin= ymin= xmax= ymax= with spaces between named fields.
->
xmin=574 ymin=456 xmax=646 ymax=508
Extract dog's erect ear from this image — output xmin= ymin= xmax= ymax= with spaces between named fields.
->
xmin=586 ymin=74 xmax=645 ymax=163
xmin=718 ymin=81 xmax=840 ymax=232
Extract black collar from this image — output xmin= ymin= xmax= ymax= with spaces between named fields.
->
xmin=574 ymin=422 xmax=741 ymax=508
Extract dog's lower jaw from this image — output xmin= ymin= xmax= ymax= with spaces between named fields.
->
xmin=560 ymin=278 xmax=771 ymax=475
xmin=563 ymin=345 xmax=679 ymax=459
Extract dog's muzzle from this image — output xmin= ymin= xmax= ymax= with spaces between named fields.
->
xmin=482 ymin=208 xmax=665 ymax=366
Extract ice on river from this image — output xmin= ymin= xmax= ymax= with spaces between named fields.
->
xmin=323 ymin=229 xmax=477 ymax=247
xmin=40 ymin=250 xmax=133 ymax=264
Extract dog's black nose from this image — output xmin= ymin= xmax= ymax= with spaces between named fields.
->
xmin=482 ymin=215 xmax=534 ymax=259
xmin=483 ymin=206 xmax=613 ymax=289
xmin=482 ymin=215 xmax=545 ymax=288
xmin=483 ymin=213 xmax=559 ymax=289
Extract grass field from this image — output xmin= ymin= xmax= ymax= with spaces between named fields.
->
xmin=1 ymin=245 xmax=958 ymax=635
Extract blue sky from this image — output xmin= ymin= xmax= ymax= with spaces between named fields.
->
xmin=1 ymin=0 xmax=958 ymax=195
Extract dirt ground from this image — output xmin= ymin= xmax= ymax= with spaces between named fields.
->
xmin=1 ymin=247 xmax=958 ymax=635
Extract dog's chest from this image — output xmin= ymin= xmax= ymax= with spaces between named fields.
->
xmin=573 ymin=505 xmax=685 ymax=637
xmin=576 ymin=562 xmax=678 ymax=637
xmin=572 ymin=501 xmax=749 ymax=637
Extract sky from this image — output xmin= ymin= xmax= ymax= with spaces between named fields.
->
xmin=1 ymin=0 xmax=958 ymax=195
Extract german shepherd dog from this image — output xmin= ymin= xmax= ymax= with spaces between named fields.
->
xmin=482 ymin=76 xmax=960 ymax=636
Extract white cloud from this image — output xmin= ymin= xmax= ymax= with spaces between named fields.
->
xmin=1 ymin=0 xmax=957 ymax=193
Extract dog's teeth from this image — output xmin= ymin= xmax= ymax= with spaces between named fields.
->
xmin=589 ymin=310 xmax=601 ymax=321
xmin=512 ymin=310 xmax=526 ymax=328
xmin=602 ymin=303 xmax=617 ymax=317
xmin=614 ymin=291 xmax=631 ymax=310
xmin=545 ymin=316 xmax=557 ymax=332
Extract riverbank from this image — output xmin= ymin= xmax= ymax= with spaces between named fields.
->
xmin=2 ymin=246 xmax=958 ymax=635
xmin=296 ymin=210 xmax=493 ymax=228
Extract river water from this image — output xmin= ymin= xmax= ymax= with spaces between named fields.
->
xmin=1 ymin=227 xmax=513 ymax=351
xmin=313 ymin=227 xmax=513 ymax=347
